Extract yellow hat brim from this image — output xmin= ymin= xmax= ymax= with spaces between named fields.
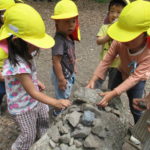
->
xmin=107 ymin=21 xmax=146 ymax=42
xmin=22 ymin=34 xmax=55 ymax=49
xmin=0 ymin=26 xmax=55 ymax=49
xmin=51 ymin=13 xmax=78 ymax=20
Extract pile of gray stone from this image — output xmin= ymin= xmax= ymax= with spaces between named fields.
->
xmin=30 ymin=87 xmax=129 ymax=150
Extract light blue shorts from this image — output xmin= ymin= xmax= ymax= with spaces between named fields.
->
xmin=51 ymin=70 xmax=75 ymax=99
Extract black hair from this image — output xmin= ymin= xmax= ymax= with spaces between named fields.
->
xmin=14 ymin=0 xmax=23 ymax=3
xmin=7 ymin=36 xmax=33 ymax=66
xmin=108 ymin=0 xmax=127 ymax=11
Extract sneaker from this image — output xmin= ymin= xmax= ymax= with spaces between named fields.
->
xmin=130 ymin=135 xmax=141 ymax=145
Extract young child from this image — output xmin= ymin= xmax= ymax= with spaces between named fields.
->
xmin=0 ymin=0 xmax=22 ymax=114
xmin=0 ymin=3 xmax=71 ymax=150
xmin=95 ymin=0 xmax=126 ymax=89
xmin=87 ymin=0 xmax=150 ymax=124
xmin=51 ymin=0 xmax=80 ymax=115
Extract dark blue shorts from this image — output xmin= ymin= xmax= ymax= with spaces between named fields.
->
xmin=110 ymin=70 xmax=145 ymax=123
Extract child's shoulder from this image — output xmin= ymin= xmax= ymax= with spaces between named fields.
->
xmin=3 ymin=57 xmax=32 ymax=76
xmin=99 ymin=24 xmax=110 ymax=30
xmin=53 ymin=32 xmax=67 ymax=48
xmin=54 ymin=32 xmax=66 ymax=40
xmin=97 ymin=24 xmax=110 ymax=37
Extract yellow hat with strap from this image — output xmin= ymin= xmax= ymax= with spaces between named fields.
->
xmin=107 ymin=0 xmax=150 ymax=42
xmin=51 ymin=0 xmax=78 ymax=19
xmin=0 ymin=3 xmax=55 ymax=49
xmin=51 ymin=0 xmax=80 ymax=41
xmin=0 ymin=48 xmax=8 ymax=61
xmin=0 ymin=0 xmax=15 ymax=10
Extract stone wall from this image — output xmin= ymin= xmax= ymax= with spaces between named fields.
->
xmin=30 ymin=87 xmax=129 ymax=150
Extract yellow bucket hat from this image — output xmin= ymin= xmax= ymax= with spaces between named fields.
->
xmin=51 ymin=0 xmax=80 ymax=41
xmin=0 ymin=48 xmax=8 ymax=61
xmin=107 ymin=0 xmax=150 ymax=42
xmin=0 ymin=0 xmax=15 ymax=11
xmin=0 ymin=3 xmax=55 ymax=49
xmin=0 ymin=0 xmax=24 ymax=11
xmin=51 ymin=0 xmax=78 ymax=19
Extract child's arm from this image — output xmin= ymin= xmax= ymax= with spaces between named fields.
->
xmin=0 ymin=70 xmax=4 ymax=81
xmin=16 ymin=73 xmax=71 ymax=109
xmin=96 ymin=34 xmax=111 ymax=45
xmin=97 ymin=48 xmax=150 ymax=107
xmin=52 ymin=55 xmax=67 ymax=90
xmin=87 ymin=41 xmax=119 ymax=88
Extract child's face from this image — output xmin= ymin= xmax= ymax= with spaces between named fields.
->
xmin=27 ymin=43 xmax=39 ymax=53
xmin=56 ymin=17 xmax=76 ymax=35
xmin=108 ymin=5 xmax=124 ymax=24
xmin=0 ymin=10 xmax=5 ymax=26
xmin=122 ymin=33 xmax=147 ymax=51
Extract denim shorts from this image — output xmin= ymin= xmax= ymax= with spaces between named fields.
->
xmin=51 ymin=70 xmax=75 ymax=99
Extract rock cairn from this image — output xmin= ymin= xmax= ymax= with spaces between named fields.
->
xmin=30 ymin=87 xmax=129 ymax=150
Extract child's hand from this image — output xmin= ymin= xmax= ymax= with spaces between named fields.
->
xmin=86 ymin=75 xmax=99 ymax=89
xmin=133 ymin=98 xmax=148 ymax=111
xmin=38 ymin=80 xmax=45 ymax=91
xmin=58 ymin=79 xmax=67 ymax=90
xmin=97 ymin=90 xmax=117 ymax=107
xmin=55 ymin=99 xmax=72 ymax=109
xmin=74 ymin=64 xmax=77 ymax=74
xmin=86 ymin=79 xmax=95 ymax=89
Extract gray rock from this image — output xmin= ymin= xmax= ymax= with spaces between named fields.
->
xmin=92 ymin=124 xmax=106 ymax=139
xmin=47 ymin=126 xmax=60 ymax=143
xmin=73 ymin=87 xmax=102 ymax=104
xmin=81 ymin=103 xmax=102 ymax=116
xmin=112 ymin=109 xmax=121 ymax=117
xmin=56 ymin=121 xmax=63 ymax=129
xmin=59 ymin=125 xmax=69 ymax=134
xmin=84 ymin=134 xmax=103 ymax=148
xmin=81 ymin=111 xmax=95 ymax=126
xmin=69 ymin=145 xmax=77 ymax=150
xmin=68 ymin=105 xmax=81 ymax=113
xmin=49 ymin=139 xmax=56 ymax=148
xmin=69 ymin=137 xmax=74 ymax=146
xmin=74 ymin=140 xmax=82 ymax=148
xmin=66 ymin=111 xmax=81 ymax=127
xmin=53 ymin=148 xmax=60 ymax=150
xmin=104 ymin=106 xmax=112 ymax=112
xmin=59 ymin=133 xmax=71 ymax=144
xmin=60 ymin=144 xmax=68 ymax=150
xmin=72 ymin=126 xmax=91 ymax=138
xmin=30 ymin=133 xmax=52 ymax=150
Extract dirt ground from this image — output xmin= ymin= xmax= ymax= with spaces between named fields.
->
xmin=0 ymin=1 xmax=149 ymax=150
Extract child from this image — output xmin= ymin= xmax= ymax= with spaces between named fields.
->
xmin=95 ymin=0 xmax=126 ymax=89
xmin=0 ymin=3 xmax=71 ymax=150
xmin=87 ymin=0 xmax=150 ymax=124
xmin=51 ymin=0 xmax=80 ymax=115
xmin=0 ymin=0 xmax=22 ymax=114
